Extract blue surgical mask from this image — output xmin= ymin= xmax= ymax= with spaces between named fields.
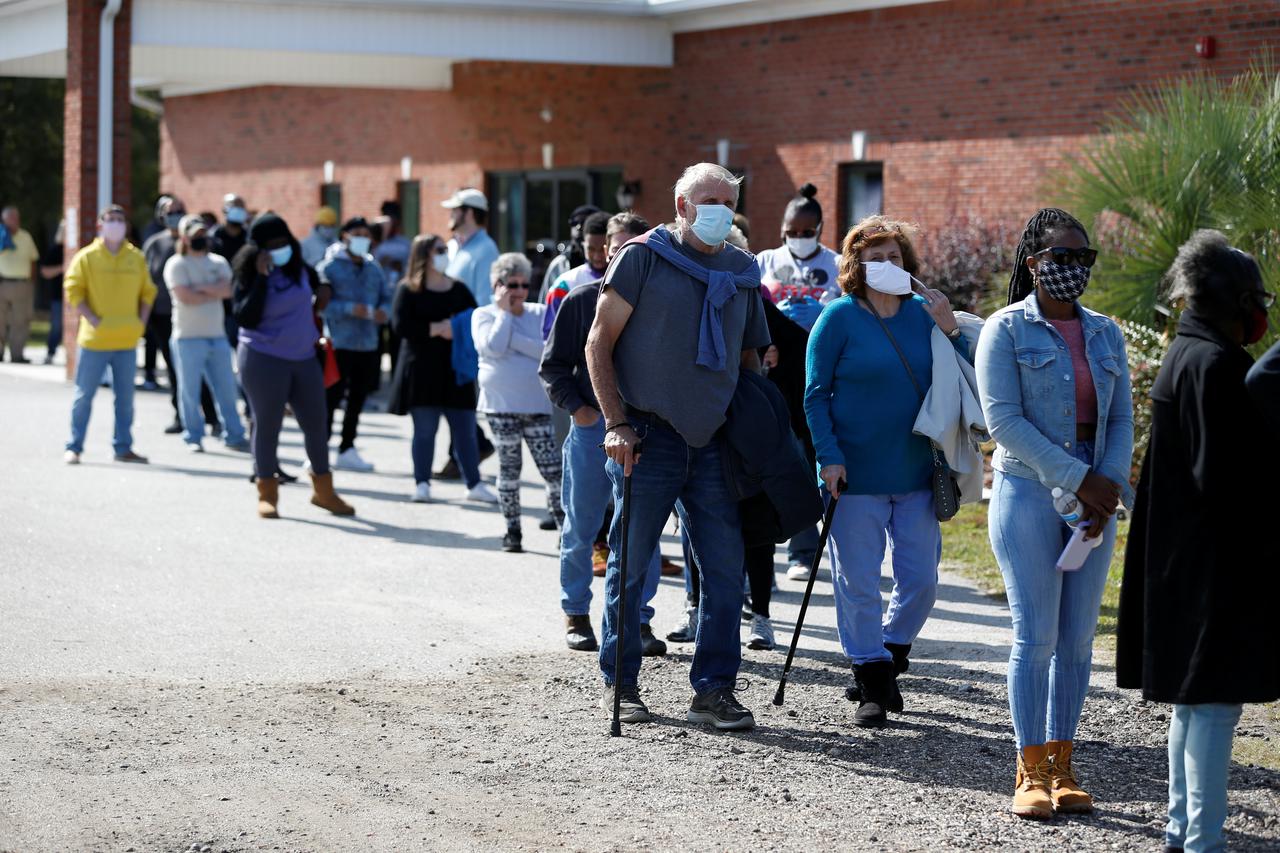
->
xmin=225 ymin=206 xmax=248 ymax=224
xmin=269 ymin=245 xmax=293 ymax=266
xmin=317 ymin=226 xmax=337 ymax=242
xmin=348 ymin=236 xmax=371 ymax=257
xmin=689 ymin=203 xmax=734 ymax=246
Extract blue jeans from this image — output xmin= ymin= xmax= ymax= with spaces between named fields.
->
xmin=170 ymin=336 xmax=246 ymax=446
xmin=599 ymin=421 xmax=743 ymax=693
xmin=786 ymin=517 xmax=820 ymax=566
xmin=1167 ymin=703 xmax=1243 ymax=853
xmin=410 ymin=406 xmax=480 ymax=488
xmin=47 ymin=299 xmax=62 ymax=356
xmin=66 ymin=347 xmax=136 ymax=455
xmin=827 ymin=489 xmax=941 ymax=664
xmin=560 ymin=418 xmax=660 ymax=623
xmin=989 ymin=441 xmax=1117 ymax=748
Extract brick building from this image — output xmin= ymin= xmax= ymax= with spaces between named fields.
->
xmin=2 ymin=0 xmax=1277 ymax=257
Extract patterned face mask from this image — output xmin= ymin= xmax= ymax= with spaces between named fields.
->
xmin=1036 ymin=258 xmax=1091 ymax=303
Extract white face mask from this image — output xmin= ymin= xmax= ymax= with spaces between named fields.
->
xmin=101 ymin=221 xmax=127 ymax=243
xmin=786 ymin=236 xmax=819 ymax=258
xmin=432 ymin=253 xmax=450 ymax=273
xmin=862 ymin=260 xmax=915 ymax=295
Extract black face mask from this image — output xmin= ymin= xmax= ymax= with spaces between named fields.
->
xmin=189 ymin=236 xmax=209 ymax=252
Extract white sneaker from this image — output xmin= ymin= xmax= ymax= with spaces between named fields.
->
xmin=412 ymin=481 xmax=432 ymax=503
xmin=746 ymin=614 xmax=775 ymax=650
xmin=786 ymin=561 xmax=813 ymax=581
xmin=186 ymin=442 xmax=205 ymax=453
xmin=334 ymin=447 xmax=374 ymax=472
xmin=466 ymin=482 xmax=499 ymax=504
xmin=63 ymin=450 xmax=80 ymax=465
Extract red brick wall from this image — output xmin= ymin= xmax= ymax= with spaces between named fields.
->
xmin=160 ymin=0 xmax=1279 ymax=251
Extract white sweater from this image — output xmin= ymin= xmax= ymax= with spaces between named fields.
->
xmin=471 ymin=303 xmax=552 ymax=415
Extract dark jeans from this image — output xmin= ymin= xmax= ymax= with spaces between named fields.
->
xmin=410 ymin=406 xmax=480 ymax=487
xmin=744 ymin=543 xmax=774 ymax=619
xmin=237 ymin=345 xmax=331 ymax=478
xmin=325 ymin=348 xmax=380 ymax=452
xmin=47 ymin=299 xmax=62 ymax=356
xmin=146 ymin=312 xmax=218 ymax=426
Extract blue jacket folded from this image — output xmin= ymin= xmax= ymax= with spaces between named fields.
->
xmin=451 ymin=308 xmax=478 ymax=386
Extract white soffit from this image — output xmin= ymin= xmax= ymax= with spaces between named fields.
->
xmin=0 ymin=0 xmax=64 ymax=64
xmin=653 ymin=0 xmax=949 ymax=33
xmin=132 ymin=0 xmax=674 ymax=67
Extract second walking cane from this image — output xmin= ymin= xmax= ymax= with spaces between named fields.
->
xmin=773 ymin=480 xmax=844 ymax=706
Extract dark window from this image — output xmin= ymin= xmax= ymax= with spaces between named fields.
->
xmin=320 ymin=183 xmax=342 ymax=221
xmin=486 ymin=167 xmax=623 ymax=255
xmin=396 ymin=180 xmax=420 ymax=237
xmin=836 ymin=163 xmax=884 ymax=238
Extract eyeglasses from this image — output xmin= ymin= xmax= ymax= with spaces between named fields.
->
xmin=1251 ymin=290 xmax=1276 ymax=310
xmin=1036 ymin=247 xmax=1098 ymax=268
xmin=501 ymin=281 xmax=530 ymax=290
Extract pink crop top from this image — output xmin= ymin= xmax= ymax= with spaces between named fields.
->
xmin=1048 ymin=318 xmax=1097 ymax=425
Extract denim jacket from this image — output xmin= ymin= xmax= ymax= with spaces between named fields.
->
xmin=975 ymin=293 xmax=1135 ymax=506
xmin=317 ymin=249 xmax=393 ymax=352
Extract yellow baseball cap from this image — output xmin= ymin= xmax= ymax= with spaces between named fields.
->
xmin=315 ymin=206 xmax=338 ymax=226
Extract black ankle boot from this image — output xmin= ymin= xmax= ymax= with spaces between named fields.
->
xmin=851 ymin=660 xmax=895 ymax=728
xmin=884 ymin=642 xmax=911 ymax=713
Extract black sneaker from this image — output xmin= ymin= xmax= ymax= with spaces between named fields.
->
xmin=502 ymin=529 xmax=523 ymax=553
xmin=639 ymin=624 xmax=667 ymax=657
xmin=687 ymin=687 xmax=755 ymax=731
xmin=435 ymin=458 xmax=461 ymax=480
xmin=539 ymin=515 xmax=558 ymax=531
xmin=163 ymin=420 xmax=184 ymax=434
xmin=565 ymin=614 xmax=598 ymax=652
xmin=600 ymin=684 xmax=651 ymax=724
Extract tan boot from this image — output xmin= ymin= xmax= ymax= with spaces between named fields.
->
xmin=1047 ymin=740 xmax=1093 ymax=813
xmin=1012 ymin=744 xmax=1054 ymax=820
xmin=309 ymin=471 xmax=355 ymax=516
xmin=256 ymin=476 xmax=280 ymax=519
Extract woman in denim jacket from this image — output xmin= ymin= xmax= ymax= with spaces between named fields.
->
xmin=975 ymin=208 xmax=1133 ymax=821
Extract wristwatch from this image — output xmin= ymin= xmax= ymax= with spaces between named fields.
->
xmin=945 ymin=326 xmax=962 ymax=340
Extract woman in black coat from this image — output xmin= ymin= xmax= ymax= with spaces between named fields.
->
xmin=1117 ymin=229 xmax=1279 ymax=853
xmin=388 ymin=234 xmax=497 ymax=505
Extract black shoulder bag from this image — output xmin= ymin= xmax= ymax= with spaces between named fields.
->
xmin=861 ymin=298 xmax=961 ymax=521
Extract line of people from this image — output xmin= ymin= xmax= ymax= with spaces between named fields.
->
xmin=48 ymin=162 xmax=1278 ymax=851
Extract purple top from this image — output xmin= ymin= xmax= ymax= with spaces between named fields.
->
xmin=238 ymin=267 xmax=319 ymax=361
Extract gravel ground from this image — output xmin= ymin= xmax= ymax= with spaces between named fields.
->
xmin=0 ymin=358 xmax=1276 ymax=852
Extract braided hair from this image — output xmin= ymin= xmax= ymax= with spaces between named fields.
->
xmin=1006 ymin=208 xmax=1089 ymax=305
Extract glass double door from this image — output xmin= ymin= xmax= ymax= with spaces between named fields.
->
xmin=488 ymin=168 xmax=622 ymax=256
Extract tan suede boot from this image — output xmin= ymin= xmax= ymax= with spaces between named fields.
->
xmin=309 ymin=472 xmax=355 ymax=516
xmin=1047 ymin=740 xmax=1093 ymax=813
xmin=256 ymin=476 xmax=280 ymax=519
xmin=1012 ymin=744 xmax=1054 ymax=820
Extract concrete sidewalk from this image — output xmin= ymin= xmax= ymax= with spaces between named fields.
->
xmin=0 ymin=360 xmax=1275 ymax=852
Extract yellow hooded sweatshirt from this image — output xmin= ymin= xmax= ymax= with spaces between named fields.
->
xmin=63 ymin=238 xmax=157 ymax=351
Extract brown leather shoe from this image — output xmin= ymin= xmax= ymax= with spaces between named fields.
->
xmin=256 ymin=476 xmax=280 ymax=519
xmin=309 ymin=471 xmax=355 ymax=516
xmin=1012 ymin=744 xmax=1054 ymax=820
xmin=113 ymin=450 xmax=149 ymax=464
xmin=660 ymin=556 xmax=682 ymax=576
xmin=1047 ymin=740 xmax=1093 ymax=813
xmin=592 ymin=543 xmax=609 ymax=577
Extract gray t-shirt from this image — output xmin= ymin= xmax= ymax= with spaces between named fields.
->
xmin=604 ymin=226 xmax=770 ymax=447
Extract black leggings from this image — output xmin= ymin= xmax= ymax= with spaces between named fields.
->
xmin=326 ymin=349 xmax=381 ymax=452
xmin=238 ymin=345 xmax=331 ymax=478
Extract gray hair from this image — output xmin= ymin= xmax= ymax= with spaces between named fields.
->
xmin=490 ymin=251 xmax=532 ymax=286
xmin=673 ymin=163 xmax=742 ymax=206
xmin=1166 ymin=229 xmax=1262 ymax=315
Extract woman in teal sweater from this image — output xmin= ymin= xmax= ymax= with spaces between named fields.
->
xmin=804 ymin=216 xmax=967 ymax=729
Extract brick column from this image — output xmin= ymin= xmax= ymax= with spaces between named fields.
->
xmin=63 ymin=0 xmax=132 ymax=376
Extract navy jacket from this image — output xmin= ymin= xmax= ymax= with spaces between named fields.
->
xmin=721 ymin=369 xmax=824 ymax=545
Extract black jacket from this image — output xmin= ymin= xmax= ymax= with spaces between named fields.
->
xmin=1116 ymin=312 xmax=1280 ymax=704
xmin=721 ymin=369 xmax=824 ymax=546
xmin=538 ymin=282 xmax=599 ymax=414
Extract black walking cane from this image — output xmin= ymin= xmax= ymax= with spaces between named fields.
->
xmin=610 ymin=441 xmax=643 ymax=737
xmin=773 ymin=479 xmax=845 ymax=707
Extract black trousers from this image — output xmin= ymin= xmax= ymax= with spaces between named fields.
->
xmin=146 ymin=312 xmax=219 ymax=426
xmin=325 ymin=348 xmax=380 ymax=452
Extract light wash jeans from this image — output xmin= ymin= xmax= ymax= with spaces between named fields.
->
xmin=66 ymin=347 xmax=136 ymax=455
xmin=989 ymin=440 xmax=1117 ymax=748
xmin=1167 ymin=703 xmax=1243 ymax=853
xmin=599 ymin=420 xmax=743 ymax=693
xmin=170 ymin=335 xmax=246 ymax=447
xmin=826 ymin=489 xmax=941 ymax=664
xmin=560 ymin=418 xmax=660 ymax=623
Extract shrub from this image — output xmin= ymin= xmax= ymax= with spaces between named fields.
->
xmin=1118 ymin=318 xmax=1168 ymax=481
xmin=917 ymin=218 xmax=1015 ymax=313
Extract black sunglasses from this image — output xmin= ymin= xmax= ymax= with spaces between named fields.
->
xmin=1036 ymin=246 xmax=1098 ymax=268
xmin=501 ymin=280 xmax=530 ymax=290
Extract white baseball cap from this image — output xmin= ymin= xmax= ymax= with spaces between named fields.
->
xmin=441 ymin=187 xmax=488 ymax=211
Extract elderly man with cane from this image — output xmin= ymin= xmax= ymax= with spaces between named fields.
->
xmin=587 ymin=163 xmax=770 ymax=731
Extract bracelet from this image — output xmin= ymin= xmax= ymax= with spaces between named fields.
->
xmin=604 ymin=421 xmax=630 ymax=432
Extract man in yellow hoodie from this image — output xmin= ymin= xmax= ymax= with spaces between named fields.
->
xmin=63 ymin=205 xmax=157 ymax=464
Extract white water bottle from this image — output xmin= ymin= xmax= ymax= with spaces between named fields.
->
xmin=1051 ymin=487 xmax=1081 ymax=526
